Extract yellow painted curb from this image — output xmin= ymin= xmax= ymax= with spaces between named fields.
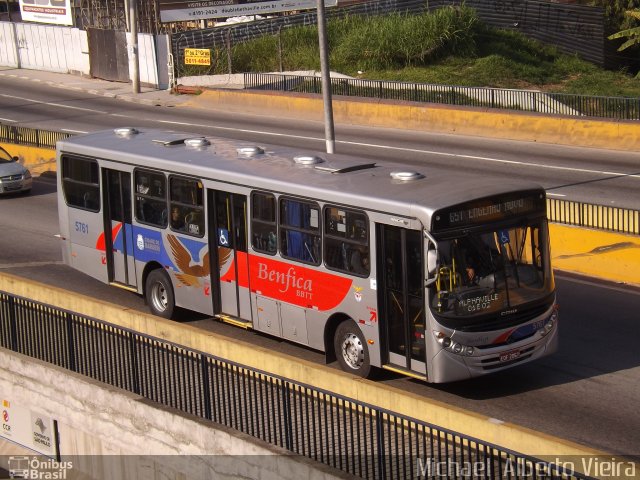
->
xmin=0 ymin=142 xmax=56 ymax=176
xmin=550 ymin=224 xmax=640 ymax=286
xmin=188 ymin=90 xmax=640 ymax=151
xmin=1 ymin=271 xmax=632 ymax=475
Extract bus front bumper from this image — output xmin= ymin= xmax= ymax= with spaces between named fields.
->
xmin=429 ymin=321 xmax=559 ymax=383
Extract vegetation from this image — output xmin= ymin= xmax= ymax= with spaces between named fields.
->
xmin=193 ymin=5 xmax=640 ymax=97
xmin=608 ymin=9 xmax=640 ymax=52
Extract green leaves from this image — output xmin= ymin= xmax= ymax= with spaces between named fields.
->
xmin=607 ymin=9 xmax=640 ymax=51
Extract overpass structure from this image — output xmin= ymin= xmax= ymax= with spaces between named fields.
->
xmin=1 ymin=272 xmax=635 ymax=480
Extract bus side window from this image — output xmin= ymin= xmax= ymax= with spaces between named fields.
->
xmin=135 ymin=169 xmax=167 ymax=228
xmin=61 ymin=156 xmax=100 ymax=212
xmin=169 ymin=176 xmax=204 ymax=237
xmin=323 ymin=206 xmax=369 ymax=277
xmin=251 ymin=192 xmax=277 ymax=255
xmin=279 ymin=197 xmax=321 ymax=265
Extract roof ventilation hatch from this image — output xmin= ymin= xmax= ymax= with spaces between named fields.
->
xmin=390 ymin=171 xmax=424 ymax=181
xmin=114 ymin=127 xmax=139 ymax=137
xmin=294 ymin=155 xmax=325 ymax=166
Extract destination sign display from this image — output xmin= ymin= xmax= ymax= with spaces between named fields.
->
xmin=432 ymin=190 xmax=546 ymax=231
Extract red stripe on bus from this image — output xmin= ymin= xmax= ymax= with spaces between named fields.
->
xmin=95 ymin=223 xmax=123 ymax=251
xmin=221 ymin=252 xmax=352 ymax=311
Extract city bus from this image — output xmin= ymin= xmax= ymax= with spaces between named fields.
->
xmin=56 ymin=127 xmax=558 ymax=383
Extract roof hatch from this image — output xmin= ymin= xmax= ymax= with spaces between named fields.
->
xmin=390 ymin=170 xmax=424 ymax=181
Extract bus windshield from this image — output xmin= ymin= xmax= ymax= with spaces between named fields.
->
xmin=430 ymin=219 xmax=553 ymax=326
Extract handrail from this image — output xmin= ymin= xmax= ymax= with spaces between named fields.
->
xmin=244 ymin=73 xmax=640 ymax=121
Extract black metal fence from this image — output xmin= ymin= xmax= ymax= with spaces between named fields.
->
xmin=243 ymin=73 xmax=640 ymax=121
xmin=0 ymin=123 xmax=72 ymax=149
xmin=547 ymin=198 xmax=640 ymax=236
xmin=0 ymin=292 xmax=591 ymax=479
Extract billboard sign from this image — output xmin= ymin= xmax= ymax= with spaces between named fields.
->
xmin=19 ymin=0 xmax=73 ymax=26
xmin=158 ymin=0 xmax=337 ymax=23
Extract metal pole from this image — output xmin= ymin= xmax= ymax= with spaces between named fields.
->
xmin=129 ymin=0 xmax=140 ymax=93
xmin=317 ymin=0 xmax=335 ymax=154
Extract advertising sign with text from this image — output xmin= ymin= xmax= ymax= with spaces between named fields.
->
xmin=19 ymin=0 xmax=73 ymax=26
xmin=0 ymin=398 xmax=58 ymax=458
xmin=158 ymin=0 xmax=337 ymax=22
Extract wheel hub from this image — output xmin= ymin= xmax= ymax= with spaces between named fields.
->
xmin=341 ymin=333 xmax=364 ymax=370
xmin=151 ymin=282 xmax=167 ymax=312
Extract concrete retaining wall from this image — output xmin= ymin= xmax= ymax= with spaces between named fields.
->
xmin=186 ymin=89 xmax=640 ymax=152
xmin=550 ymin=224 xmax=640 ymax=285
xmin=0 ymin=142 xmax=56 ymax=177
xmin=0 ymin=349 xmax=347 ymax=480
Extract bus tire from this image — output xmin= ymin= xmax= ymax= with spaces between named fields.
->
xmin=334 ymin=320 xmax=372 ymax=378
xmin=145 ymin=269 xmax=175 ymax=319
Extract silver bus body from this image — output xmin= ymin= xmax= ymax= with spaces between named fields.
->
xmin=56 ymin=128 xmax=558 ymax=383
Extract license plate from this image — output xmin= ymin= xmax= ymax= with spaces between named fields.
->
xmin=499 ymin=349 xmax=521 ymax=362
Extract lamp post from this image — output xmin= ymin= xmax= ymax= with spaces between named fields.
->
xmin=125 ymin=0 xmax=140 ymax=94
xmin=317 ymin=0 xmax=335 ymax=154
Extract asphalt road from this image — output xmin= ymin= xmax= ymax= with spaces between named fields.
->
xmin=1 ymin=175 xmax=639 ymax=461
xmin=1 ymin=75 xmax=639 ymax=210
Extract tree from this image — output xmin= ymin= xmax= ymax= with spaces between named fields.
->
xmin=607 ymin=9 xmax=640 ymax=51
xmin=587 ymin=0 xmax=640 ymax=30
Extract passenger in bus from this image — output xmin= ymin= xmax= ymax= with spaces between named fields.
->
xmin=454 ymin=235 xmax=496 ymax=287
xmin=171 ymin=206 xmax=185 ymax=230
xmin=350 ymin=247 xmax=369 ymax=276
xmin=137 ymin=177 xmax=150 ymax=194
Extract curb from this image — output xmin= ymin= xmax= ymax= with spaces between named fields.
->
xmin=188 ymin=89 xmax=640 ymax=152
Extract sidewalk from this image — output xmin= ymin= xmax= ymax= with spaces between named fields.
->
xmin=0 ymin=67 xmax=193 ymax=108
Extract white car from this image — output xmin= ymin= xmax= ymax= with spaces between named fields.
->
xmin=0 ymin=145 xmax=32 ymax=195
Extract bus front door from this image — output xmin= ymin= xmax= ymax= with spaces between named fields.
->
xmin=377 ymin=225 xmax=427 ymax=376
xmin=102 ymin=169 xmax=137 ymax=289
xmin=209 ymin=190 xmax=252 ymax=324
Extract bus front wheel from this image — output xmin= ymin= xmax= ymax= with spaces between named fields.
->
xmin=334 ymin=320 xmax=372 ymax=378
xmin=145 ymin=269 xmax=175 ymax=319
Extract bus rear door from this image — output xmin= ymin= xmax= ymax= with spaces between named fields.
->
xmin=102 ymin=168 xmax=137 ymax=290
xmin=377 ymin=224 xmax=427 ymax=377
xmin=209 ymin=190 xmax=252 ymax=325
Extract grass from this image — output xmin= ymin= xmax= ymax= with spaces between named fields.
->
xmin=187 ymin=6 xmax=640 ymax=98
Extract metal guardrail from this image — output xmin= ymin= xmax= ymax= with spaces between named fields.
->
xmin=0 ymin=123 xmax=72 ymax=149
xmin=547 ymin=198 xmax=640 ymax=236
xmin=0 ymin=291 xmax=591 ymax=479
xmin=244 ymin=73 xmax=640 ymax=121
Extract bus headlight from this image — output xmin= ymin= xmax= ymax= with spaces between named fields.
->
xmin=433 ymin=331 xmax=474 ymax=357
xmin=539 ymin=305 xmax=558 ymax=338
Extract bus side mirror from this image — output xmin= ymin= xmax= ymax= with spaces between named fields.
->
xmin=425 ymin=249 xmax=438 ymax=287
xmin=427 ymin=249 xmax=438 ymax=276
xmin=424 ymin=230 xmax=439 ymax=288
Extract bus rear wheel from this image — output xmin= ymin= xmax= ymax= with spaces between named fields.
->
xmin=334 ymin=320 xmax=372 ymax=378
xmin=145 ymin=269 xmax=175 ymax=319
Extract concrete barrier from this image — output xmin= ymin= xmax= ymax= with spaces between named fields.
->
xmin=0 ymin=141 xmax=56 ymax=176
xmin=2 ymin=271 xmax=634 ymax=478
xmin=550 ymin=224 xmax=640 ymax=285
xmin=0 ymin=349 xmax=347 ymax=480
xmin=186 ymin=89 xmax=640 ymax=152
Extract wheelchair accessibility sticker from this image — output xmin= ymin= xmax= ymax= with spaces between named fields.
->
xmin=499 ymin=230 xmax=510 ymax=244
xmin=218 ymin=228 xmax=230 ymax=247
